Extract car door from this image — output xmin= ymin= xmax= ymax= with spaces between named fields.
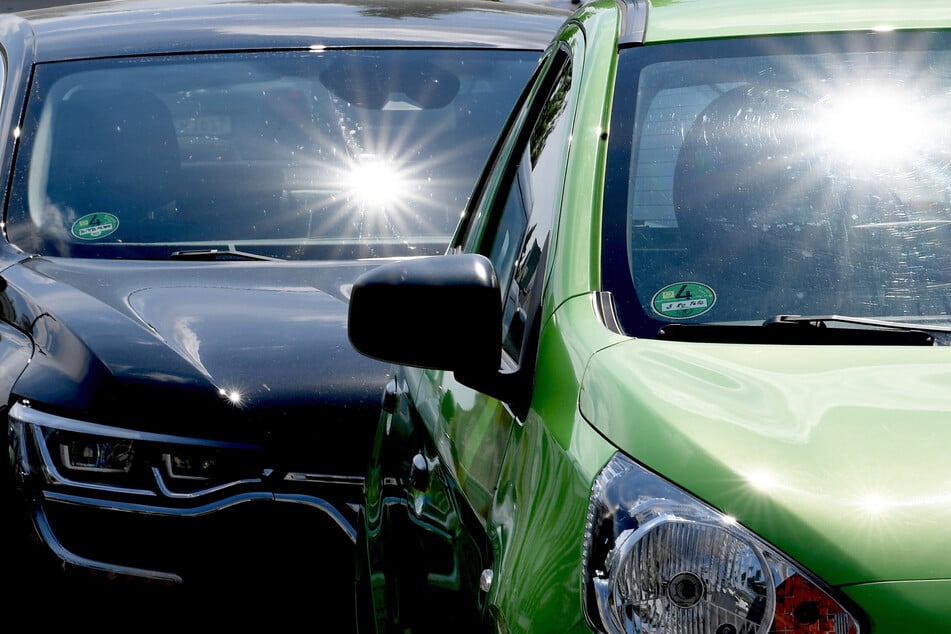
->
xmin=359 ymin=33 xmax=582 ymax=634
xmin=428 ymin=28 xmax=578 ymax=525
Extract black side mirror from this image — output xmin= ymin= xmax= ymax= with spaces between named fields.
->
xmin=348 ymin=254 xmax=502 ymax=374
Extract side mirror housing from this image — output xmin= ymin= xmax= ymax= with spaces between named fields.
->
xmin=348 ymin=254 xmax=502 ymax=374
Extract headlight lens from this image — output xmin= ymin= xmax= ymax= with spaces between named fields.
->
xmin=60 ymin=435 xmax=135 ymax=473
xmin=583 ymin=453 xmax=862 ymax=634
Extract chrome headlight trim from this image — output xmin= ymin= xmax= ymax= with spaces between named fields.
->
xmin=9 ymin=401 xmax=259 ymax=449
xmin=8 ymin=401 xmax=265 ymax=496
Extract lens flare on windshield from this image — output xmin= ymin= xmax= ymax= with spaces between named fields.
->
xmin=817 ymin=85 xmax=932 ymax=170
xmin=345 ymin=154 xmax=407 ymax=208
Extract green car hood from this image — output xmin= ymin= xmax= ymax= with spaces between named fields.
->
xmin=578 ymin=338 xmax=951 ymax=586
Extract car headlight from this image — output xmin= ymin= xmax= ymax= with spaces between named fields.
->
xmin=59 ymin=435 xmax=135 ymax=473
xmin=583 ymin=453 xmax=863 ymax=634
xmin=8 ymin=401 xmax=264 ymax=494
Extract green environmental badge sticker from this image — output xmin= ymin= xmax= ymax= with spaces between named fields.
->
xmin=71 ymin=212 xmax=119 ymax=240
xmin=651 ymin=282 xmax=716 ymax=319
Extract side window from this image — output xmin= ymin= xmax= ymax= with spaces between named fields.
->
xmin=488 ymin=154 xmax=531 ymax=305
xmin=468 ymin=47 xmax=575 ymax=368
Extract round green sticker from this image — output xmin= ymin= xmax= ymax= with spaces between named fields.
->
xmin=71 ymin=212 xmax=119 ymax=240
xmin=651 ymin=282 xmax=716 ymax=319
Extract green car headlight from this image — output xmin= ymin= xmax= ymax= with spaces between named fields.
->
xmin=583 ymin=453 xmax=862 ymax=634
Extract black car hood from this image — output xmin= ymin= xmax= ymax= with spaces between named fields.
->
xmin=3 ymin=257 xmax=390 ymax=439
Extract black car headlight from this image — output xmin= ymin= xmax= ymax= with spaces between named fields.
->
xmin=582 ymin=453 xmax=862 ymax=634
xmin=59 ymin=434 xmax=135 ymax=473
xmin=58 ymin=433 xmax=221 ymax=481
xmin=8 ymin=401 xmax=264 ymax=495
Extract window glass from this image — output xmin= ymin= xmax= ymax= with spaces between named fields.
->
xmin=475 ymin=50 xmax=573 ymax=365
xmin=489 ymin=165 xmax=530 ymax=305
xmin=604 ymin=33 xmax=951 ymax=337
xmin=5 ymin=50 xmax=541 ymax=261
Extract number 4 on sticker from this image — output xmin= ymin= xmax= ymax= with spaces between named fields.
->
xmin=651 ymin=281 xmax=717 ymax=319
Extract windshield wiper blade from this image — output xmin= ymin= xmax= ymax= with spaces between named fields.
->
xmin=765 ymin=314 xmax=951 ymax=334
xmin=658 ymin=314 xmax=937 ymax=345
xmin=169 ymin=248 xmax=280 ymax=262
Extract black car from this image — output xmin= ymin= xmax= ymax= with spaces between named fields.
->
xmin=0 ymin=0 xmax=567 ymax=622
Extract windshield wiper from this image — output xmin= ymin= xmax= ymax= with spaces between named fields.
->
xmin=764 ymin=314 xmax=951 ymax=334
xmin=658 ymin=314 xmax=940 ymax=345
xmin=169 ymin=248 xmax=280 ymax=262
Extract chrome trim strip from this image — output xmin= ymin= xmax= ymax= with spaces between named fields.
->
xmin=618 ymin=0 xmax=649 ymax=45
xmin=153 ymin=465 xmax=263 ymax=499
xmin=32 ymin=504 xmax=184 ymax=584
xmin=283 ymin=472 xmax=364 ymax=485
xmin=274 ymin=493 xmax=357 ymax=543
xmin=42 ymin=490 xmax=358 ymax=542
xmin=32 ymin=493 xmax=357 ymax=584
xmin=594 ymin=291 xmax=623 ymax=335
xmin=10 ymin=401 xmax=262 ymax=450
xmin=43 ymin=489 xmax=275 ymax=516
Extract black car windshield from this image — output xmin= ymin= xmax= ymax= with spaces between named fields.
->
xmin=5 ymin=49 xmax=538 ymax=261
xmin=603 ymin=31 xmax=951 ymax=340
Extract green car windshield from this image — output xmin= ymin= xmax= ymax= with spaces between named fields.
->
xmin=603 ymin=31 xmax=951 ymax=340
xmin=5 ymin=49 xmax=538 ymax=261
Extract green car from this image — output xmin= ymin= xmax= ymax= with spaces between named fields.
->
xmin=347 ymin=1 xmax=951 ymax=632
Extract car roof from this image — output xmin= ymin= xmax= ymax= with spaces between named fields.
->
xmin=640 ymin=0 xmax=951 ymax=44
xmin=1 ymin=0 xmax=569 ymax=61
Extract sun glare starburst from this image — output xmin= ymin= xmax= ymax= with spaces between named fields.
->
xmin=817 ymin=85 xmax=932 ymax=169
xmin=346 ymin=154 xmax=408 ymax=208
xmin=218 ymin=387 xmax=244 ymax=407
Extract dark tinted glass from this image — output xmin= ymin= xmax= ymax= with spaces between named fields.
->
xmin=6 ymin=49 xmax=539 ymax=261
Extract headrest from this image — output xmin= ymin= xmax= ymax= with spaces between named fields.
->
xmin=673 ymin=85 xmax=816 ymax=245
xmin=46 ymin=88 xmax=181 ymax=216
